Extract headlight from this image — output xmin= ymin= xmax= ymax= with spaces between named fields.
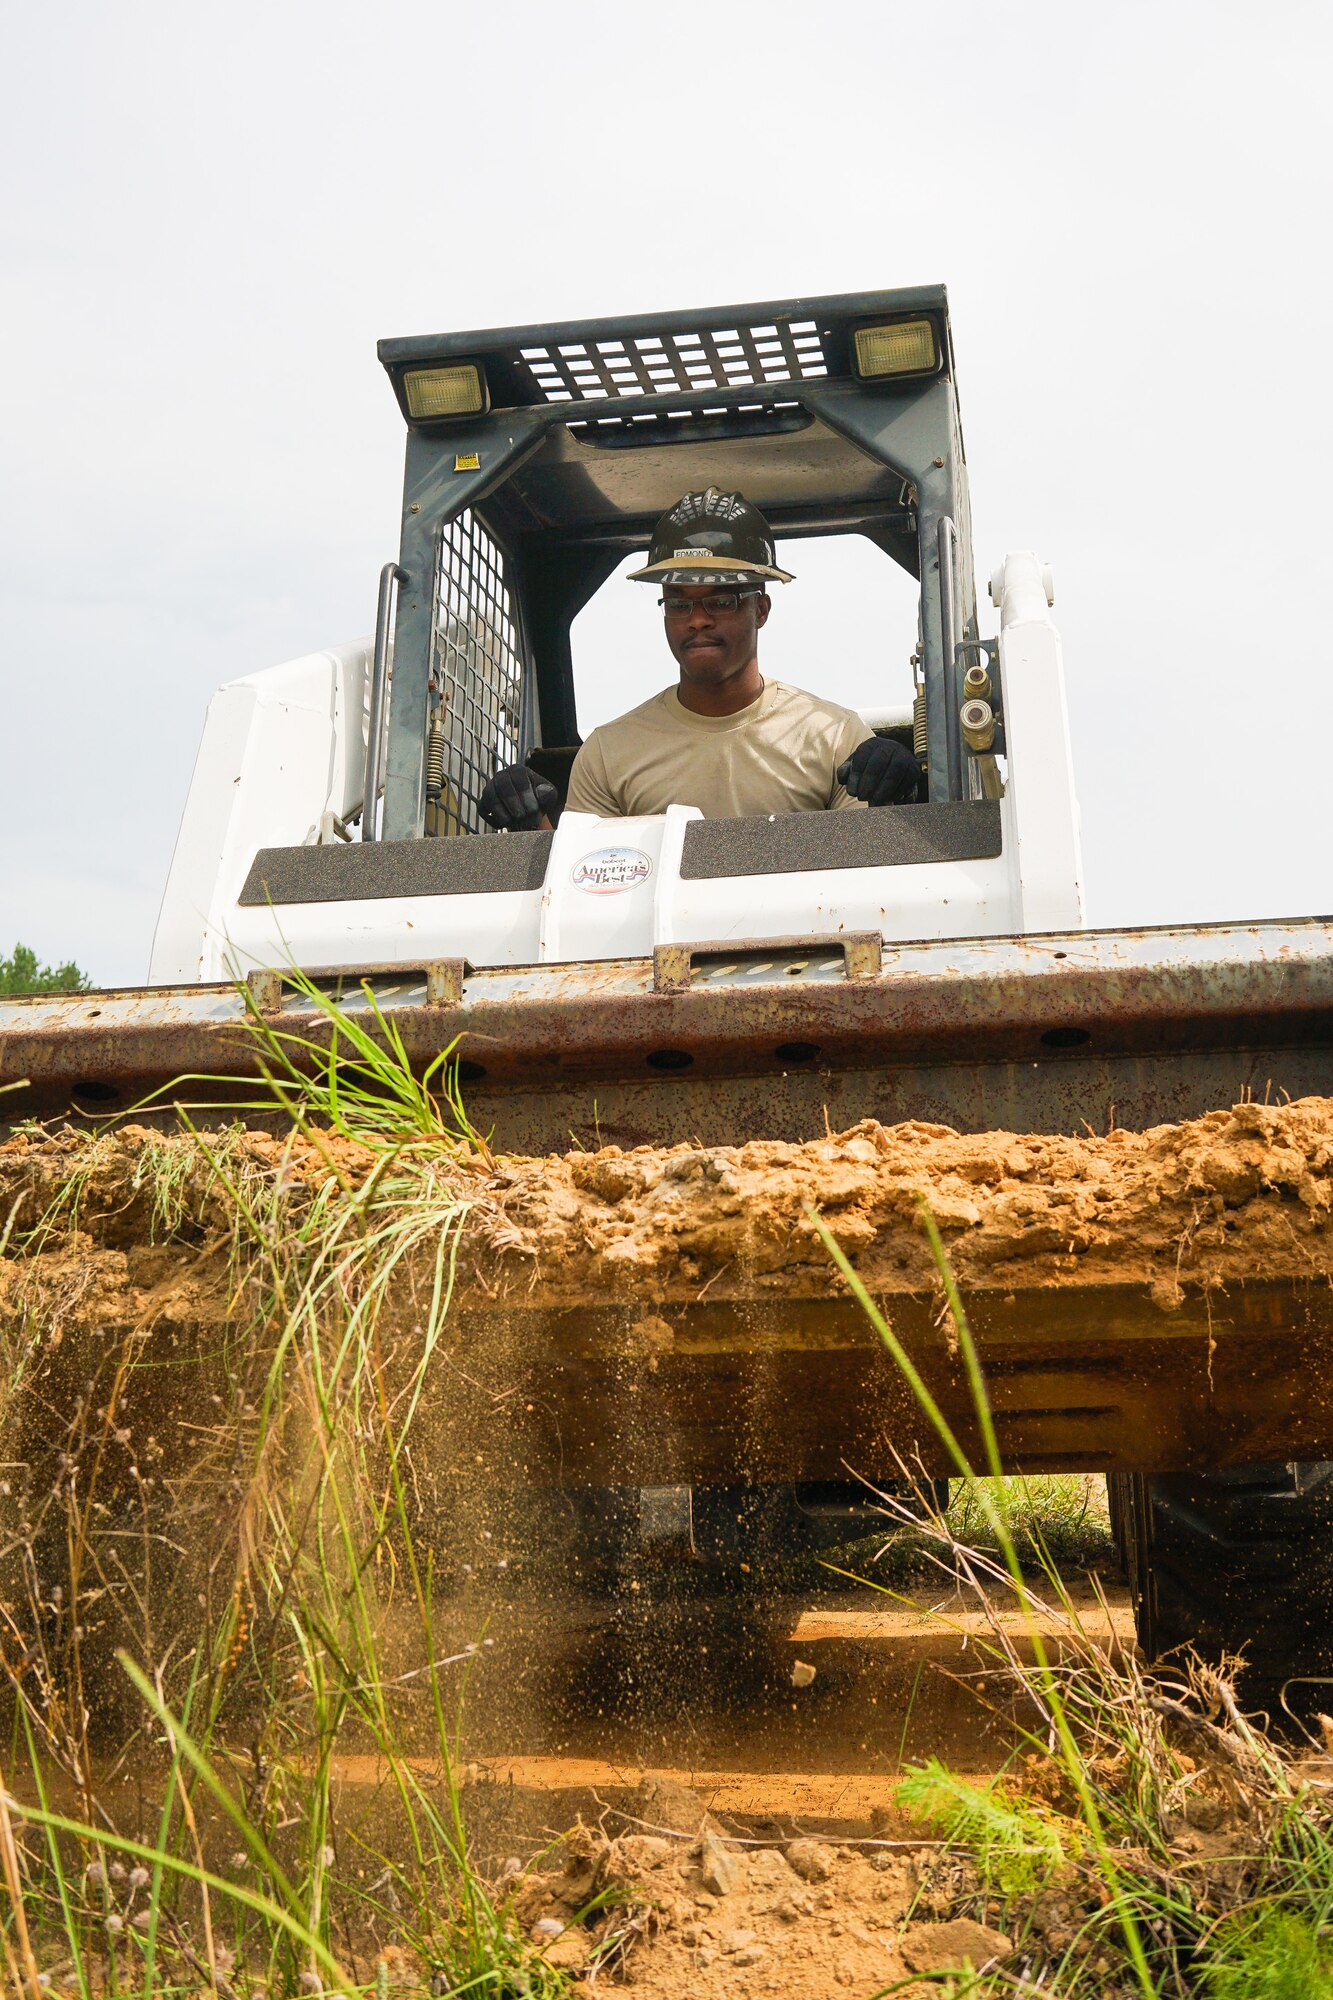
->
xmin=853 ymin=319 xmax=938 ymax=379
xmin=402 ymin=363 xmax=487 ymax=420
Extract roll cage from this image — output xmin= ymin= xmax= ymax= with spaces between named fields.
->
xmin=375 ymin=286 xmax=979 ymax=841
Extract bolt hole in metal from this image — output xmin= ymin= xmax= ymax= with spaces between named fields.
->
xmin=453 ymin=1059 xmax=487 ymax=1083
xmin=646 ymin=1049 xmax=694 ymax=1072
xmin=774 ymin=1041 xmax=821 ymax=1065
xmin=72 ymin=1080 xmax=120 ymax=1105
xmin=1041 ymin=1026 xmax=1092 ymax=1050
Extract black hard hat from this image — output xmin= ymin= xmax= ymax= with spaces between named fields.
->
xmin=627 ymin=487 xmax=794 ymax=586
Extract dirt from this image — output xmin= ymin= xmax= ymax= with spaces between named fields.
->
xmin=465 ymin=1095 xmax=1333 ymax=1307
xmin=0 ymin=1098 xmax=1319 ymax=1722
xmin=493 ymin=1809 xmax=1009 ymax=1997
xmin=3 ymin=1098 xmax=1328 ymax=1515
xmin=438 ymin=1572 xmax=1130 ymax=1777
xmin=319 ymin=1746 xmax=1020 ymax=1997
xmin=4 ymin=1096 xmax=1333 ymax=1318
xmin=4 ymin=1104 xmax=1325 ymax=1994
xmin=16 ymin=1577 xmax=1125 ymax=1996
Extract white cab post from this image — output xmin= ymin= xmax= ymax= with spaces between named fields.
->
xmin=992 ymin=551 xmax=1085 ymax=934
xmin=149 ymin=640 xmax=373 ymax=983
xmin=539 ymin=806 xmax=701 ymax=962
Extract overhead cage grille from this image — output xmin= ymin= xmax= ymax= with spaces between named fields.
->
xmin=567 ymin=398 xmax=812 ymax=450
xmin=516 ymin=318 xmax=830 ymax=404
xmin=428 ymin=511 xmax=528 ymax=837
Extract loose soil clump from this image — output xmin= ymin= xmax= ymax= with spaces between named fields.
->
xmin=4 ymin=1095 xmax=1333 ymax=1312
xmin=498 ymin=1808 xmax=1007 ymax=1997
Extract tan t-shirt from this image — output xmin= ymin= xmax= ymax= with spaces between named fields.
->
xmin=565 ymin=680 xmax=872 ymax=819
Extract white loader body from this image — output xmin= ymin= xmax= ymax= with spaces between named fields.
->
xmin=150 ymin=553 xmax=1082 ymax=985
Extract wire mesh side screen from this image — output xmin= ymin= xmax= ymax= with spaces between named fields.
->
xmin=427 ymin=511 xmax=528 ymax=836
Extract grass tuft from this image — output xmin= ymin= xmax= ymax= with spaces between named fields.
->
xmin=813 ymin=1200 xmax=1333 ymax=2000
xmin=1202 ymin=1906 xmax=1333 ymax=2000
xmin=0 ymin=986 xmax=562 ymax=1996
xmin=897 ymin=1756 xmax=1074 ymax=1899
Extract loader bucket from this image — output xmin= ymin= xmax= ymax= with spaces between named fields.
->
xmin=4 ymin=914 xmax=1333 ymax=1483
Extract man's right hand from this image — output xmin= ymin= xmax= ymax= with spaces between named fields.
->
xmin=478 ymin=764 xmax=559 ymax=832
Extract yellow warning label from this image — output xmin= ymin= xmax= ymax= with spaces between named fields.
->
xmin=454 ymin=452 xmax=481 ymax=473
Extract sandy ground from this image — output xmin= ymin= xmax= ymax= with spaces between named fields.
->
xmin=323 ymin=1582 xmax=1129 ymax=1998
xmin=17 ymin=1580 xmax=1129 ymax=1995
xmin=504 ymin=1818 xmax=1008 ymax=1998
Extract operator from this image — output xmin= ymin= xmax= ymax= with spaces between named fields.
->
xmin=478 ymin=487 xmax=919 ymax=831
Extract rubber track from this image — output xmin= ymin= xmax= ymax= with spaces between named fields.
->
xmin=1109 ymin=1463 xmax=1333 ymax=1708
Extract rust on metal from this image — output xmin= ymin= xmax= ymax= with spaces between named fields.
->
xmin=425 ymin=958 xmax=468 ymax=1008
xmin=226 ymin=957 xmax=470 ymax=1024
xmin=245 ymin=969 xmax=282 ymax=1013
xmin=3 ymin=918 xmax=1333 ymax=1146
xmin=38 ymin=1273 xmax=1333 ymax=1489
xmin=652 ymin=931 xmax=881 ymax=995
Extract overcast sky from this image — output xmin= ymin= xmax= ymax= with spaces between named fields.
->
xmin=2 ymin=1 xmax=1329 ymax=987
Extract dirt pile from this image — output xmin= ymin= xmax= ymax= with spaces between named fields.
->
xmin=4 ymin=1095 xmax=1333 ymax=1314
xmin=4 ymin=1099 xmax=1330 ymax=1514
xmin=497 ymin=1795 xmax=1006 ymax=1997
xmin=465 ymin=1093 xmax=1333 ymax=1305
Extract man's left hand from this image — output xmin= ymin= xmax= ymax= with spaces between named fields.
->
xmin=836 ymin=737 xmax=920 ymax=807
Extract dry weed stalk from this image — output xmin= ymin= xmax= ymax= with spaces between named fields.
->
xmin=817 ymin=1211 xmax=1333 ymax=1999
xmin=0 ymin=1083 xmax=566 ymax=1997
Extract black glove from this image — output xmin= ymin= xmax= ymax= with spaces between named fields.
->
xmin=478 ymin=764 xmax=559 ymax=831
xmin=836 ymin=736 xmax=920 ymax=807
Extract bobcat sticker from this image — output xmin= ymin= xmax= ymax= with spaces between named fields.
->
xmin=571 ymin=847 xmax=653 ymax=895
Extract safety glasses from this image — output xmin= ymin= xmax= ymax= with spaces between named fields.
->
xmin=658 ymin=588 xmax=763 ymax=616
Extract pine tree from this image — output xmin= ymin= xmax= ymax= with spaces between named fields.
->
xmin=0 ymin=944 xmax=91 ymax=996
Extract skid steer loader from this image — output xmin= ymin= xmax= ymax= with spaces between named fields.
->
xmin=3 ymin=287 xmax=1333 ymax=1696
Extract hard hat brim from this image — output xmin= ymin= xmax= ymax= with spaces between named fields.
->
xmin=627 ymin=552 xmax=794 ymax=585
